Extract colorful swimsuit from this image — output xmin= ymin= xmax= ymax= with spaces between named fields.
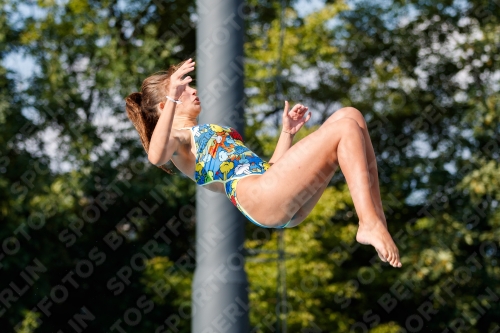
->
xmin=183 ymin=123 xmax=291 ymax=229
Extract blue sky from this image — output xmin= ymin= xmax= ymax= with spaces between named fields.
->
xmin=3 ymin=0 xmax=329 ymax=80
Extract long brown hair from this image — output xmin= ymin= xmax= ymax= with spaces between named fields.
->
xmin=125 ymin=62 xmax=185 ymax=174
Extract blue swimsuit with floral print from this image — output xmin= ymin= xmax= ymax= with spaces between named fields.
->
xmin=187 ymin=123 xmax=290 ymax=229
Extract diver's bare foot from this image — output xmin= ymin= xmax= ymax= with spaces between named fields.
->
xmin=356 ymin=219 xmax=401 ymax=268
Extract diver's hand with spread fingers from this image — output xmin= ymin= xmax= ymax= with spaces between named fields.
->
xmin=282 ymin=101 xmax=311 ymax=135
xmin=168 ymin=58 xmax=195 ymax=100
xmin=268 ymin=101 xmax=311 ymax=165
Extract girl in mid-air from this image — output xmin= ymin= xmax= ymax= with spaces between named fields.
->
xmin=125 ymin=59 xmax=402 ymax=268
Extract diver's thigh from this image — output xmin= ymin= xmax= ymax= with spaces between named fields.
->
xmin=236 ymin=123 xmax=345 ymax=226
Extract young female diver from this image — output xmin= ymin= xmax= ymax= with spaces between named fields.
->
xmin=125 ymin=59 xmax=402 ymax=268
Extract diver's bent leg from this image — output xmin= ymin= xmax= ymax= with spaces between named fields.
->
xmin=324 ymin=107 xmax=386 ymax=225
xmin=236 ymin=117 xmax=401 ymax=267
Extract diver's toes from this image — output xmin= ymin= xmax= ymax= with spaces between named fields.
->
xmin=390 ymin=252 xmax=398 ymax=267
xmin=376 ymin=249 xmax=387 ymax=262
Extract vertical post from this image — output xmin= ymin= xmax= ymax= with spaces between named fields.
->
xmin=193 ymin=0 xmax=249 ymax=332
xmin=277 ymin=230 xmax=287 ymax=333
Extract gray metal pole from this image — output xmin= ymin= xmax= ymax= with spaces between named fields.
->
xmin=193 ymin=0 xmax=249 ymax=332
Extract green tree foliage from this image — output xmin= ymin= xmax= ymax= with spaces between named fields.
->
xmin=1 ymin=0 xmax=197 ymax=331
xmin=245 ymin=0 xmax=500 ymax=332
